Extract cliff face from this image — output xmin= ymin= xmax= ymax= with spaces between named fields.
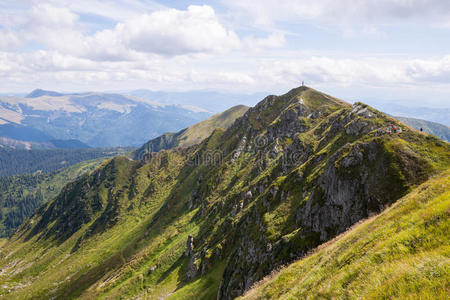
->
xmin=1 ymin=87 xmax=449 ymax=299
xmin=238 ymin=170 xmax=450 ymax=300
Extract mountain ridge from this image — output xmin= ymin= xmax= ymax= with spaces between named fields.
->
xmin=0 ymin=157 xmax=108 ymax=238
xmin=1 ymin=86 xmax=449 ymax=299
xmin=26 ymin=89 xmax=64 ymax=98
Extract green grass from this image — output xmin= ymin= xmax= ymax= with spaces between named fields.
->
xmin=240 ymin=169 xmax=450 ymax=300
xmin=0 ymin=87 xmax=449 ymax=300
xmin=180 ymin=105 xmax=249 ymax=148
xmin=0 ymin=157 xmax=109 ymax=237
xmin=166 ymin=261 xmax=226 ymax=300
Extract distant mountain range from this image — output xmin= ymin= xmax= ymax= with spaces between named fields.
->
xmin=26 ymin=88 xmax=64 ymax=98
xmin=366 ymin=100 xmax=450 ymax=127
xmin=396 ymin=116 xmax=449 ymax=142
xmin=0 ymin=123 xmax=90 ymax=149
xmin=1 ymin=89 xmax=448 ymax=148
xmin=0 ymin=89 xmax=212 ymax=147
xmin=133 ymin=105 xmax=249 ymax=159
xmin=127 ymin=89 xmax=264 ymax=113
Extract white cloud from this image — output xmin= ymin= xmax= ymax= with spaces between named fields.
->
xmin=56 ymin=0 xmax=166 ymax=22
xmin=244 ymin=33 xmax=286 ymax=50
xmin=0 ymin=0 xmax=449 ymax=107
xmin=223 ymin=0 xmax=450 ymax=28
xmin=0 ymin=30 xmax=22 ymax=51
xmin=29 ymin=3 xmax=78 ymax=27
xmin=8 ymin=4 xmax=240 ymax=60
xmin=2 ymin=48 xmax=450 ymax=93
xmin=108 ymin=5 xmax=240 ymax=56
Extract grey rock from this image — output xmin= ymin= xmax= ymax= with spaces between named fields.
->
xmin=185 ymin=235 xmax=194 ymax=257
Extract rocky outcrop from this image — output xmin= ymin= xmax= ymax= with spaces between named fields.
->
xmin=215 ymin=94 xmax=426 ymax=299
xmin=185 ymin=235 xmax=194 ymax=257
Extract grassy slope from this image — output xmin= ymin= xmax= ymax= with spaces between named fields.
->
xmin=240 ymin=169 xmax=450 ymax=300
xmin=0 ymin=154 xmax=199 ymax=299
xmin=0 ymin=88 xmax=449 ymax=299
xmin=176 ymin=105 xmax=249 ymax=148
xmin=0 ymin=157 xmax=109 ymax=237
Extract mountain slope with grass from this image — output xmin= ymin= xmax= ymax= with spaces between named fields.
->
xmin=0 ymin=157 xmax=109 ymax=238
xmin=133 ymin=105 xmax=249 ymax=159
xmin=0 ymin=86 xmax=449 ymax=299
xmin=240 ymin=169 xmax=450 ymax=299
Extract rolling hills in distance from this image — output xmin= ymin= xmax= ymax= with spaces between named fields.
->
xmin=0 ymin=86 xmax=448 ymax=299
xmin=133 ymin=105 xmax=249 ymax=160
xmin=0 ymin=123 xmax=90 ymax=150
xmin=0 ymin=89 xmax=212 ymax=147
xmin=395 ymin=116 xmax=449 ymax=142
xmin=1 ymin=88 xmax=448 ymax=150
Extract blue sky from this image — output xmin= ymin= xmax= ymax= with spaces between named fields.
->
xmin=1 ymin=0 xmax=450 ymax=107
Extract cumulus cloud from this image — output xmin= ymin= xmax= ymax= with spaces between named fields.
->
xmin=13 ymin=4 xmax=240 ymax=60
xmin=2 ymin=49 xmax=450 ymax=93
xmin=108 ymin=5 xmax=240 ymax=56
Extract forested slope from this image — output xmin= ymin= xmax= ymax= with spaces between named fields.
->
xmin=0 ymin=158 xmax=108 ymax=237
xmin=0 ymin=147 xmax=130 ymax=177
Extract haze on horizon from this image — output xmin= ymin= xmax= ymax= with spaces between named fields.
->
xmin=1 ymin=0 xmax=450 ymax=107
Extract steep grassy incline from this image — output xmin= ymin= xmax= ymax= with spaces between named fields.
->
xmin=0 ymin=157 xmax=109 ymax=237
xmin=240 ymin=169 xmax=450 ymax=299
xmin=0 ymin=86 xmax=448 ymax=299
xmin=133 ymin=105 xmax=249 ymax=159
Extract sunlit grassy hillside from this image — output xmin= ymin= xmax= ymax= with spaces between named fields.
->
xmin=241 ymin=169 xmax=450 ymax=300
